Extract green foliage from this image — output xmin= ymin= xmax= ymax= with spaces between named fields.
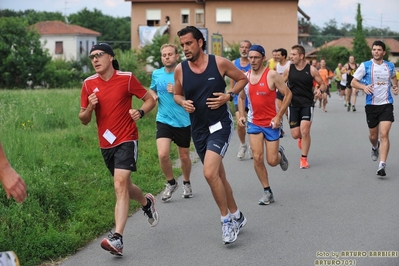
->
xmin=116 ymin=49 xmax=152 ymax=87
xmin=352 ymin=4 xmax=371 ymax=63
xmin=224 ymin=41 xmax=240 ymax=61
xmin=0 ymin=89 xmax=171 ymax=265
xmin=317 ymin=46 xmax=350 ymax=69
xmin=42 ymin=59 xmax=85 ymax=88
xmin=138 ymin=34 xmax=172 ymax=70
xmin=68 ymin=8 xmax=131 ymax=51
xmin=0 ymin=17 xmax=51 ymax=88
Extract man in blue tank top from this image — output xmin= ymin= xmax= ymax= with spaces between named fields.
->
xmin=351 ymin=40 xmax=399 ymax=177
xmin=174 ymin=26 xmax=248 ymax=245
xmin=230 ymin=40 xmax=252 ymax=160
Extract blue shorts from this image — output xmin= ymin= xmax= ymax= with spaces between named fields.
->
xmin=247 ymin=121 xmax=281 ymax=141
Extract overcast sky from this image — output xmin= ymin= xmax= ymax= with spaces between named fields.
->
xmin=1 ymin=0 xmax=398 ymax=32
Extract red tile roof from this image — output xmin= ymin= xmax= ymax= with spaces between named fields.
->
xmin=32 ymin=21 xmax=101 ymax=36
xmin=306 ymin=37 xmax=399 ymax=56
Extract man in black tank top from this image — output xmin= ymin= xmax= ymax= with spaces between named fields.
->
xmin=344 ymin=55 xmax=359 ymax=112
xmin=173 ymin=26 xmax=248 ymax=245
xmin=282 ymin=45 xmax=326 ymax=169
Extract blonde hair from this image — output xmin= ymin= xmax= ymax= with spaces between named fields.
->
xmin=160 ymin=43 xmax=179 ymax=54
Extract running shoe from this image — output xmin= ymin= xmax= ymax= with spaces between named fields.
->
xmin=278 ymin=145 xmax=289 ymax=171
xmin=142 ymin=193 xmax=159 ymax=227
xmin=300 ymin=157 xmax=309 ymax=169
xmin=297 ymin=138 xmax=302 ymax=150
xmin=101 ymin=232 xmax=123 ymax=256
xmin=352 ymin=105 xmax=356 ymax=112
xmin=162 ymin=182 xmax=178 ymax=201
xmin=347 ymin=102 xmax=351 ymax=112
xmin=371 ymin=141 xmax=380 ymax=161
xmin=376 ymin=163 xmax=386 ymax=177
xmin=182 ymin=183 xmax=193 ymax=198
xmin=258 ymin=190 xmax=275 ymax=205
xmin=221 ymin=218 xmax=238 ymax=244
xmin=247 ymin=146 xmax=253 ymax=159
xmin=234 ymin=211 xmax=247 ymax=230
xmin=237 ymin=143 xmax=248 ymax=159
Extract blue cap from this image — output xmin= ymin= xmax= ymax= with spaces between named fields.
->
xmin=249 ymin=45 xmax=265 ymax=57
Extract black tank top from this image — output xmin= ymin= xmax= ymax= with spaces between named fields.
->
xmin=182 ymin=55 xmax=231 ymax=132
xmin=287 ymin=63 xmax=314 ymax=107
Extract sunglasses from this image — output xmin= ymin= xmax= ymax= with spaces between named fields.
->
xmin=89 ymin=52 xmax=106 ymax=60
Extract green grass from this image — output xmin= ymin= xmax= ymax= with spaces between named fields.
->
xmin=0 ymin=89 xmax=181 ymax=265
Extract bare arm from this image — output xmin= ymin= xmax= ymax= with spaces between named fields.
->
xmin=269 ymin=71 xmax=292 ymax=128
xmin=206 ymin=57 xmax=248 ymax=109
xmin=0 ymin=142 xmax=27 ymax=203
xmin=78 ymin=92 xmax=98 ymax=125
xmin=237 ymin=89 xmax=247 ymax=127
xmin=129 ymin=92 xmax=156 ymax=120
xmin=311 ymin=65 xmax=325 ymax=97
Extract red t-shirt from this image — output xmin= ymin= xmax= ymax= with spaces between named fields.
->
xmin=80 ymin=70 xmax=148 ymax=148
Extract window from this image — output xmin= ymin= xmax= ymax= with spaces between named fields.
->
xmin=146 ymin=9 xmax=161 ymax=26
xmin=216 ymin=8 xmax=231 ymax=23
xmin=181 ymin=9 xmax=190 ymax=24
xmin=80 ymin=41 xmax=84 ymax=54
xmin=55 ymin=41 xmax=63 ymax=54
xmin=195 ymin=9 xmax=204 ymax=24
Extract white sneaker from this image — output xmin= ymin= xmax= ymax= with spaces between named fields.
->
xmin=237 ymin=143 xmax=247 ymax=159
xmin=182 ymin=183 xmax=193 ymax=198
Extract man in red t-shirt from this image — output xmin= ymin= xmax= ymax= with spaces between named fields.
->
xmin=79 ymin=43 xmax=156 ymax=256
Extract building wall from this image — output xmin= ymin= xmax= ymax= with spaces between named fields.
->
xmin=40 ymin=35 xmax=98 ymax=61
xmin=130 ymin=1 xmax=298 ymax=59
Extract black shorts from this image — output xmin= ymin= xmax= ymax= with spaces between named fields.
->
xmin=192 ymin=121 xmax=232 ymax=163
xmin=101 ymin=141 xmax=138 ymax=176
xmin=156 ymin=121 xmax=191 ymax=148
xmin=288 ymin=106 xmax=314 ymax=129
xmin=365 ymin=104 xmax=394 ymax=128
xmin=276 ymin=90 xmax=284 ymax=101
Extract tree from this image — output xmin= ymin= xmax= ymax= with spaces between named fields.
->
xmin=317 ymin=46 xmax=350 ymax=70
xmin=352 ymin=3 xmax=371 ymax=62
xmin=0 ymin=17 xmax=51 ymax=88
xmin=68 ymin=8 xmax=131 ymax=51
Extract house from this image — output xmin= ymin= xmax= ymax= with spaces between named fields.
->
xmin=125 ymin=0 xmax=308 ymax=59
xmin=306 ymin=37 xmax=399 ymax=63
xmin=32 ymin=21 xmax=101 ymax=61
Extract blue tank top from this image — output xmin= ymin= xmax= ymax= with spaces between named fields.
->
xmin=182 ymin=55 xmax=232 ymax=133
xmin=233 ymin=58 xmax=251 ymax=105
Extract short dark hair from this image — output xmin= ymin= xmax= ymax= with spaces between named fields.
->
xmin=276 ymin=48 xmax=287 ymax=58
xmin=177 ymin=26 xmax=207 ymax=51
xmin=372 ymin=40 xmax=386 ymax=51
xmin=292 ymin=45 xmax=305 ymax=55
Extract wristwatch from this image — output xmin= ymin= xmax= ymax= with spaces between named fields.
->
xmin=228 ymin=92 xmax=235 ymax=101
xmin=138 ymin=109 xmax=145 ymax=118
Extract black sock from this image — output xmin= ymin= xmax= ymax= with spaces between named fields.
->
xmin=113 ymin=232 xmax=123 ymax=242
xmin=168 ymin=179 xmax=176 ymax=186
xmin=183 ymin=181 xmax=190 ymax=185
xmin=301 ymin=155 xmax=307 ymax=158
xmin=264 ymin=187 xmax=271 ymax=192
xmin=143 ymin=198 xmax=151 ymax=209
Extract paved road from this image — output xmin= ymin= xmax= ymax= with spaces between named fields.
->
xmin=61 ymin=93 xmax=399 ymax=266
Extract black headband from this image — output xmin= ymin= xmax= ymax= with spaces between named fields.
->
xmin=90 ymin=43 xmax=115 ymax=56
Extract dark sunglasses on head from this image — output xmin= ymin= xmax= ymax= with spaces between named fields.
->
xmin=89 ymin=52 xmax=106 ymax=60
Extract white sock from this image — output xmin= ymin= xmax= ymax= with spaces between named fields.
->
xmin=221 ymin=214 xmax=230 ymax=223
xmin=231 ymin=209 xmax=240 ymax=220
